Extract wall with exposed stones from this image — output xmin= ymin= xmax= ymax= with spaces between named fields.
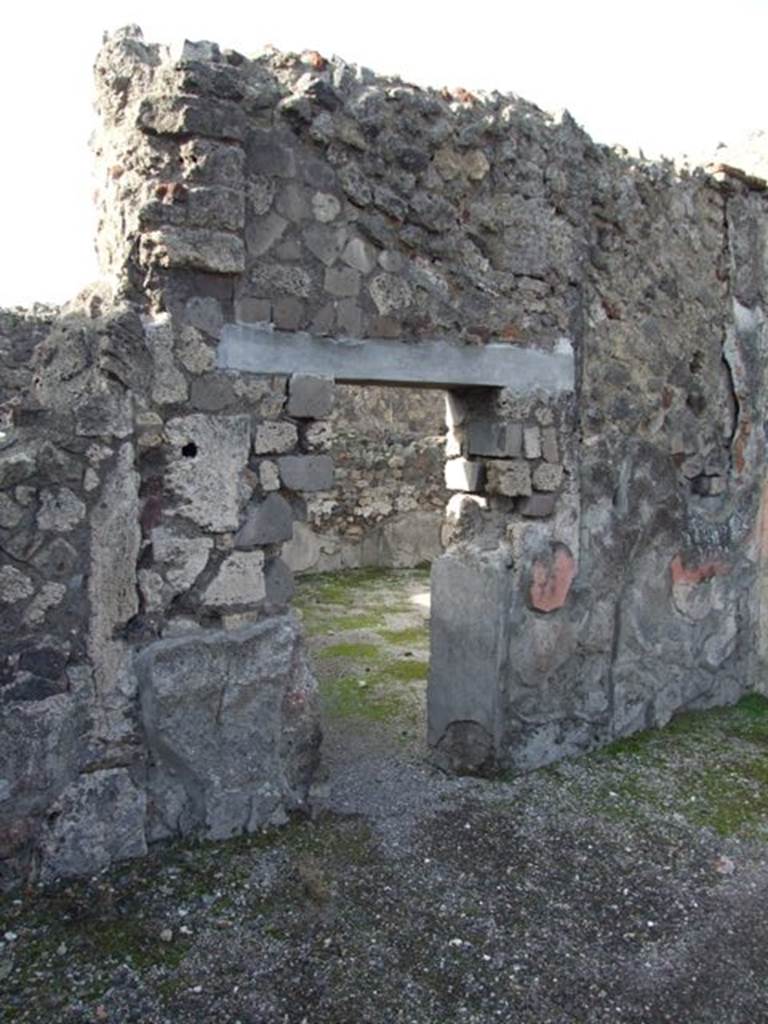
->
xmin=283 ymin=384 xmax=448 ymax=573
xmin=1 ymin=25 xmax=767 ymax=885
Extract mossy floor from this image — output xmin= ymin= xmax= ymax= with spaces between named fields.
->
xmin=294 ymin=566 xmax=431 ymax=745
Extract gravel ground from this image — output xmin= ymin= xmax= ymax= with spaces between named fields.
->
xmin=3 ymin=568 xmax=768 ymax=1024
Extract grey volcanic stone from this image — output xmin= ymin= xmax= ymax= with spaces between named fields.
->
xmin=137 ymin=616 xmax=320 ymax=840
xmin=287 ymin=374 xmax=335 ymax=418
xmin=39 ymin=768 xmax=147 ymax=882
xmin=264 ymin=557 xmax=295 ymax=605
xmin=278 ymin=455 xmax=334 ymax=491
xmin=235 ymin=494 xmax=294 ymax=548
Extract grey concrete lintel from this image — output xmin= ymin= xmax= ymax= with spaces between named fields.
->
xmin=217 ymin=325 xmax=575 ymax=393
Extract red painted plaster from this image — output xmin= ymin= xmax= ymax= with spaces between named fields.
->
xmin=670 ymin=555 xmax=730 ymax=586
xmin=529 ymin=545 xmax=576 ymax=613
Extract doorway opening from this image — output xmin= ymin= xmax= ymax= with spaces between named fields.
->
xmin=289 ymin=383 xmax=448 ymax=794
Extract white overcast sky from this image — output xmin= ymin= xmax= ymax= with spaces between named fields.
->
xmin=2 ymin=0 xmax=766 ymax=307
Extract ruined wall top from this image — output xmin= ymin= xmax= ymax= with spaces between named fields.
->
xmin=92 ymin=25 xmax=734 ymax=351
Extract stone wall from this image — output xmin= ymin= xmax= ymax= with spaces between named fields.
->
xmin=284 ymin=384 xmax=448 ymax=573
xmin=1 ymin=25 xmax=767 ymax=885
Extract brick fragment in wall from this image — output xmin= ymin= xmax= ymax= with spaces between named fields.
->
xmin=485 ymin=460 xmax=532 ymax=497
xmin=278 ymin=455 xmax=334 ymax=491
xmin=518 ymin=493 xmax=557 ymax=518
xmin=466 ymin=420 xmax=522 ymax=458
xmin=445 ymin=457 xmax=483 ymax=493
xmin=532 ymin=462 xmax=564 ymax=492
xmin=252 ymin=421 xmax=298 ymax=454
xmin=287 ymin=375 xmax=335 ymax=419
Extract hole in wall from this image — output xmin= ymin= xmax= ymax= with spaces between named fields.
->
xmin=181 ymin=441 xmax=198 ymax=458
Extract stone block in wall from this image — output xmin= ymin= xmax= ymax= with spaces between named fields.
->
xmin=518 ymin=493 xmax=557 ymax=518
xmin=137 ymin=615 xmax=320 ymax=841
xmin=39 ymin=768 xmax=147 ymax=883
xmin=287 ymin=374 xmax=335 ymax=419
xmin=252 ymin=421 xmax=298 ymax=454
xmin=278 ymin=455 xmax=334 ymax=491
xmin=485 ymin=459 xmax=532 ymax=497
xmin=140 ymin=228 xmax=245 ymax=275
xmin=532 ymin=463 xmax=564 ymax=492
xmin=203 ymin=551 xmax=266 ymax=607
xmin=445 ymin=457 xmax=483 ymax=493
xmin=139 ymin=95 xmax=247 ymax=141
xmin=235 ymin=494 xmax=294 ymax=548
xmin=523 ymin=426 xmax=542 ymax=460
xmin=165 ymin=414 xmax=251 ymax=531
xmin=466 ymin=420 xmax=522 ymax=458
xmin=541 ymin=426 xmax=559 ymax=463
xmin=151 ymin=527 xmax=213 ymax=592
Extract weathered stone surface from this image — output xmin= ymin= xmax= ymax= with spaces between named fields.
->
xmin=37 ymin=488 xmax=86 ymax=532
xmin=235 ymin=494 xmax=294 ymax=548
xmin=203 ymin=551 xmax=266 ymax=607
xmin=532 ymin=462 xmax=564 ymax=492
xmin=485 ymin=459 xmax=532 ymax=497
xmin=137 ymin=616 xmax=320 ymax=840
xmin=140 ymin=228 xmax=245 ymax=274
xmin=39 ymin=769 xmax=147 ymax=882
xmin=152 ymin=526 xmax=213 ymax=592
xmin=252 ymin=420 xmax=298 ymax=454
xmin=278 ymin=455 xmax=334 ymax=491
xmin=287 ymin=374 xmax=335 ymax=419
xmin=0 ymin=566 xmax=34 ymax=603
xmin=429 ymin=550 xmax=515 ymax=773
xmin=165 ymin=414 xmax=250 ymax=531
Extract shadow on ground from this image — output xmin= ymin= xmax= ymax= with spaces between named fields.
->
xmin=3 ymin=569 xmax=768 ymax=1024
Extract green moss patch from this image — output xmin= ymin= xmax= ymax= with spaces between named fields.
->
xmin=376 ymin=625 xmax=428 ymax=646
xmin=318 ymin=641 xmax=382 ymax=660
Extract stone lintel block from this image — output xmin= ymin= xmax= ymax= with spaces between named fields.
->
xmin=140 ymin=228 xmax=245 ymax=274
xmin=278 ymin=455 xmax=334 ymax=492
xmin=523 ymin=426 xmax=542 ymax=460
xmin=287 ymin=374 xmax=335 ymax=419
xmin=445 ymin=457 xmax=483 ymax=493
xmin=235 ymin=494 xmax=294 ymax=548
xmin=519 ymin=493 xmax=557 ymax=518
xmin=466 ymin=420 xmax=522 ymax=458
xmin=532 ymin=462 xmax=564 ymax=492
xmin=252 ymin=420 xmax=298 ymax=454
xmin=485 ymin=459 xmax=531 ymax=497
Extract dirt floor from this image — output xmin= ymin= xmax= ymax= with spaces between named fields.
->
xmin=3 ymin=568 xmax=768 ymax=1023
